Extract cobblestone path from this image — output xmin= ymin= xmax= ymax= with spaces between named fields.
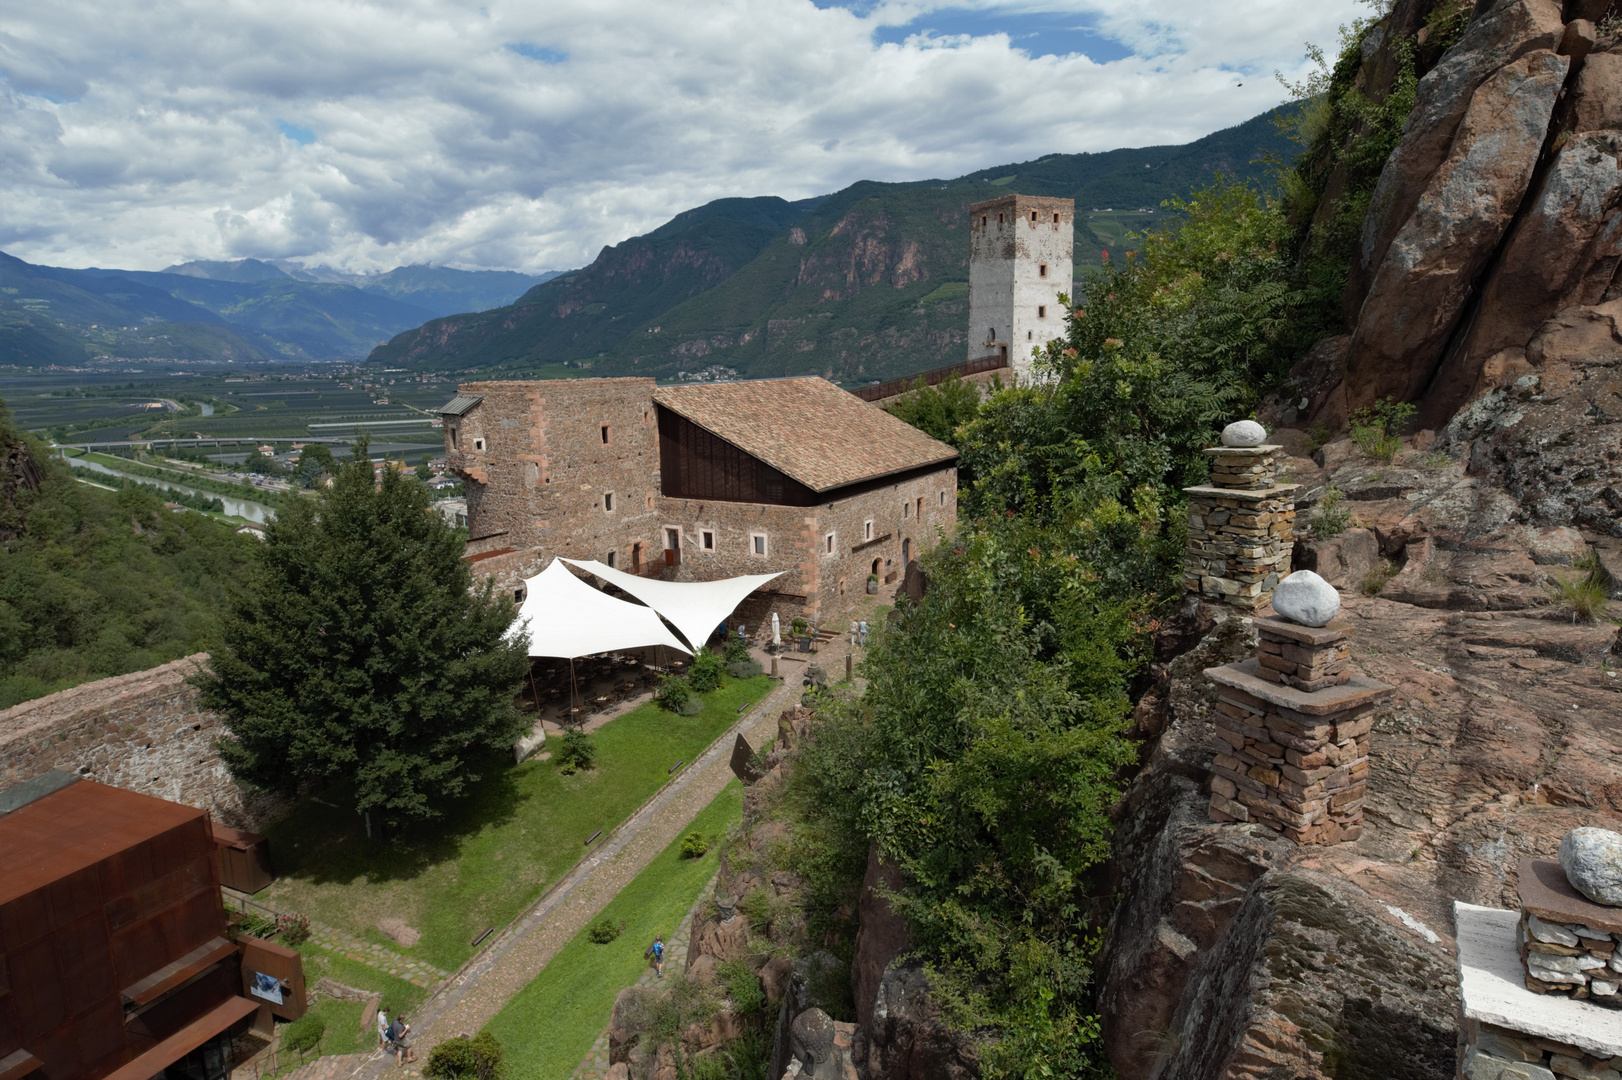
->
xmin=343 ymin=678 xmax=797 ymax=1080
xmin=272 ymin=1053 xmax=371 ymax=1080
xmin=304 ymin=924 xmax=451 ymax=989
xmin=567 ymin=872 xmax=718 ymax=1080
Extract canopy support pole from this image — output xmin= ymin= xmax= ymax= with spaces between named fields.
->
xmin=570 ymin=657 xmax=580 ymax=724
xmin=527 ymin=661 xmax=541 ymax=716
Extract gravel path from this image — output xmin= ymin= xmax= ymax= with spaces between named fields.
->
xmin=348 ymin=676 xmax=799 ymax=1080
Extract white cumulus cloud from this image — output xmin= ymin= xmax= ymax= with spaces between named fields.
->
xmin=0 ymin=0 xmax=1363 ymax=273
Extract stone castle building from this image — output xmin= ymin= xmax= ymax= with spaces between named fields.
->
xmin=440 ymin=376 xmax=957 ymax=626
xmin=967 ymin=193 xmax=1074 ymax=382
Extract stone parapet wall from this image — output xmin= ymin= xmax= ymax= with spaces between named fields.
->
xmin=1517 ymin=857 xmax=1622 ymax=1009
xmin=1183 ymin=445 xmax=1297 ymax=611
xmin=0 ymin=656 xmax=286 ymax=829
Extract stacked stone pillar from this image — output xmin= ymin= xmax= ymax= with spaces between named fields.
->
xmin=1183 ymin=444 xmax=1298 ymax=611
xmin=1204 ymin=617 xmax=1392 ymax=845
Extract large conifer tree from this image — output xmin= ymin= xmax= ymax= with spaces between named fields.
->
xmin=200 ymin=441 xmax=528 ymax=825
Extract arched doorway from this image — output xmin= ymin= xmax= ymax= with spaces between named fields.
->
xmin=870 ymin=557 xmax=882 ymax=577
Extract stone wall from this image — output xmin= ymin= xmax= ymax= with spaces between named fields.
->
xmin=0 ymin=656 xmax=286 ymax=829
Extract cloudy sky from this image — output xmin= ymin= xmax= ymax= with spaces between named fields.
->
xmin=1 ymin=0 xmax=1361 ymax=275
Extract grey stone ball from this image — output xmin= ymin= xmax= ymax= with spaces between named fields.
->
xmin=1221 ymin=420 xmax=1267 ymax=447
xmin=1271 ymin=570 xmax=1340 ymax=627
xmin=1560 ymin=826 xmax=1622 ymax=907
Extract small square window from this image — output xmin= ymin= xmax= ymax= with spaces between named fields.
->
xmin=1038 ymin=305 xmax=1046 ymax=318
xmin=514 ymin=588 xmax=524 ymax=604
xmin=863 ymin=519 xmax=873 ymax=541
xmin=1039 ymin=263 xmax=1048 ymax=278
xmin=606 ymin=550 xmax=617 ymax=568
xmin=473 ymin=438 xmax=485 ymax=451
xmin=603 ymin=492 xmax=615 ymax=512
xmin=702 ymin=529 xmax=715 ymax=550
xmin=600 ymin=425 xmax=610 ymax=444
xmin=752 ymin=533 xmax=768 ymax=557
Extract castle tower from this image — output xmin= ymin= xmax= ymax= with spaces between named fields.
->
xmin=967 ymin=194 xmax=1074 ymax=382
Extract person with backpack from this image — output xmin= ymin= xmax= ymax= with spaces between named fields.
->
xmin=645 ymin=935 xmax=665 ymax=978
xmin=388 ymin=1015 xmax=416 ymax=1065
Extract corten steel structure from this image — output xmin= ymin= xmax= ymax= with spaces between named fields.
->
xmin=0 ymin=776 xmax=300 ymax=1080
xmin=439 ymin=376 xmax=959 ymax=624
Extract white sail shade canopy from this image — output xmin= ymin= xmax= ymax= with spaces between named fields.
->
xmin=561 ymin=558 xmax=785 ymax=653
xmin=516 ymin=559 xmax=691 ymax=659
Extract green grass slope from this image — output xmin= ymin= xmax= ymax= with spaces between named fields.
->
xmin=369 ymin=109 xmax=1295 ymax=383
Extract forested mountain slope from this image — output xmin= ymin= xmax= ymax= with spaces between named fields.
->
xmin=368 ymin=109 xmax=1295 ymax=383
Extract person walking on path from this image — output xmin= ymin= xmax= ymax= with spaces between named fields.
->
xmin=388 ymin=1015 xmax=416 ymax=1065
xmin=376 ymin=1007 xmax=390 ymax=1053
xmin=646 ymin=935 xmax=665 ymax=978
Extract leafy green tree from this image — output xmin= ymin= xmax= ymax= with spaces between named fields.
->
xmin=293 ymin=443 xmax=337 ymax=487
xmin=884 ymin=374 xmax=984 ymax=447
xmin=243 ymin=447 xmax=283 ymax=475
xmin=198 ymin=439 xmax=529 ymax=825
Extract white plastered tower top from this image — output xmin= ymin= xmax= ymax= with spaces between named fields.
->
xmin=967 ymin=194 xmax=1074 ymax=383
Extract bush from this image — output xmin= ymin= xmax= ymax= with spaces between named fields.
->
xmin=275 ymin=912 xmax=311 ymax=946
xmin=425 ymin=1031 xmax=504 ymax=1080
xmin=237 ymin=911 xmax=277 ymax=939
xmin=679 ymin=697 xmax=704 ymax=716
xmin=588 ymin=917 xmax=623 ymax=944
xmin=737 ymin=887 xmax=773 ymax=929
xmin=789 ymin=617 xmax=809 ymax=638
xmin=680 ymin=832 xmax=709 ymax=859
xmin=715 ymin=958 xmax=767 ymax=1017
xmin=282 ymin=1014 xmax=324 ymax=1052
xmin=1361 ymin=559 xmax=1397 ymax=596
xmin=726 ymin=659 xmax=763 ymax=679
xmin=1549 ymin=553 xmax=1611 ymax=623
xmin=1309 ymin=487 xmax=1352 ymax=539
xmin=723 ymin=630 xmax=750 ymax=664
xmin=1349 ymin=398 xmax=1416 ymax=464
xmin=689 ymin=648 xmax=725 ymax=693
xmin=656 ymin=674 xmax=692 ymax=713
xmin=556 ymin=726 xmax=596 ymax=774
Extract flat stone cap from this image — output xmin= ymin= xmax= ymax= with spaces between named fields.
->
xmin=1456 ymin=901 xmax=1622 ymax=1058
xmin=1518 ymin=856 xmax=1622 ymax=934
xmin=1182 ymin=484 xmax=1301 ymax=501
xmin=1205 ymin=658 xmax=1394 ymax=716
xmin=1202 ymin=445 xmax=1282 ymax=456
xmin=1253 ymin=616 xmax=1351 ymax=646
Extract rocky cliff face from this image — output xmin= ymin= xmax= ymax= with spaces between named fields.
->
xmin=1299 ymin=0 xmax=1622 ymax=433
xmin=1099 ymin=433 xmax=1621 ymax=1078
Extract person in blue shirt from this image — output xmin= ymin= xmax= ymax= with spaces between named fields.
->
xmin=646 ymin=934 xmax=665 ymax=977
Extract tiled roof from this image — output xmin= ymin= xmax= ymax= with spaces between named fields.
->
xmin=653 ymin=377 xmax=957 ymax=493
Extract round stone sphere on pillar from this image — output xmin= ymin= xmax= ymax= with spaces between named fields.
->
xmin=1221 ymin=420 xmax=1268 ymax=448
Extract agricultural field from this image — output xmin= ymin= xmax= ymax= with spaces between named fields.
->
xmin=0 ymin=361 xmax=462 ymax=466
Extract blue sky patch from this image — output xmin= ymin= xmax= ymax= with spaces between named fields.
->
xmin=277 ymin=121 xmax=316 ymax=145
xmin=506 ymin=42 xmax=568 ymax=64
xmin=824 ymin=4 xmax=1136 ymax=62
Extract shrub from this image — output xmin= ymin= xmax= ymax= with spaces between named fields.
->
xmin=282 ymin=1014 xmax=324 ymax=1053
xmin=737 ymin=887 xmax=773 ymax=929
xmin=426 ymin=1031 xmax=504 ymax=1080
xmin=555 ymin=726 xmax=596 ymax=773
xmin=723 ymin=630 xmax=750 ymax=664
xmin=1548 ymin=555 xmax=1611 ymax=623
xmin=656 ymin=674 xmax=692 ymax=713
xmin=679 ymin=697 xmax=703 ymax=716
xmin=588 ymin=917 xmax=623 ymax=944
xmin=689 ymin=648 xmax=725 ymax=693
xmin=681 ymin=832 xmax=709 ymax=859
xmin=1361 ymin=559 xmax=1397 ymax=596
xmin=715 ymin=958 xmax=767 ymax=1016
xmin=789 ymin=617 xmax=809 ymax=638
xmin=1309 ymin=487 xmax=1352 ymax=539
xmin=237 ymin=911 xmax=277 ymax=939
xmin=275 ymin=912 xmax=311 ymax=946
xmin=726 ymin=659 xmax=763 ymax=679
xmin=1349 ymin=398 xmax=1416 ymax=464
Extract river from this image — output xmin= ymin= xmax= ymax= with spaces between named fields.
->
xmin=70 ymin=458 xmax=275 ymax=523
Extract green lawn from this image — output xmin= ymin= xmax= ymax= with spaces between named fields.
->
xmin=486 ymin=782 xmax=745 ymax=1080
xmin=258 ymin=676 xmax=773 ymax=973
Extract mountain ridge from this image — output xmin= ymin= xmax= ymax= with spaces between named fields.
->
xmin=369 ymin=107 xmax=1297 ymax=383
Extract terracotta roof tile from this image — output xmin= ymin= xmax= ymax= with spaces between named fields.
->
xmin=653 ymin=377 xmax=956 ymax=492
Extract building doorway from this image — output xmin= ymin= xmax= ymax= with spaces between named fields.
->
xmin=665 ymin=528 xmax=681 ymax=567
xmin=632 ymin=542 xmax=644 ymax=574
xmin=870 ymin=557 xmax=881 ymax=577
xmin=902 ymin=538 xmax=911 ymax=565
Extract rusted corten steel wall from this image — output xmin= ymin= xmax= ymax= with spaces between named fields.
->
xmin=0 ymin=781 xmax=241 ymax=1080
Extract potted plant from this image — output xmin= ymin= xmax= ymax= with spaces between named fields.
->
xmin=791 ymin=616 xmax=811 ymax=652
xmin=866 ymin=573 xmax=880 ymax=594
